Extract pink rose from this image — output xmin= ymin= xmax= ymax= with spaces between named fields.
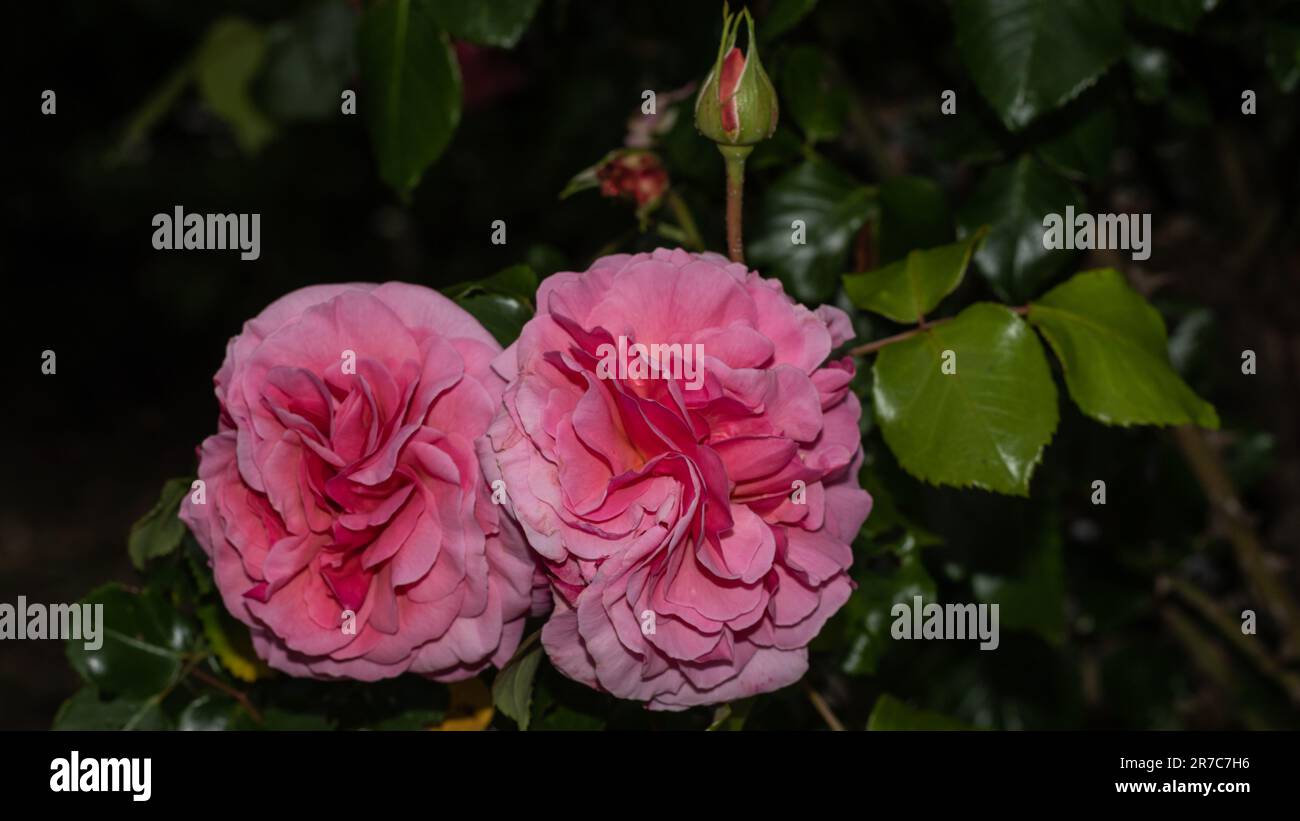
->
xmin=180 ymin=283 xmax=536 ymax=682
xmin=485 ymin=248 xmax=871 ymax=709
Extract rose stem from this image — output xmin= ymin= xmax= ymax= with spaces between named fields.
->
xmin=720 ymin=144 xmax=752 ymax=264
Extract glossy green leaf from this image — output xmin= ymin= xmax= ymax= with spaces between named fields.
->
xmin=53 ymin=686 xmax=170 ymax=731
xmin=195 ymin=18 xmax=276 ymax=153
xmin=781 ymin=46 xmax=848 ymax=144
xmin=1028 ymin=268 xmax=1219 ymax=428
xmin=66 ymin=584 xmax=193 ymax=699
xmin=358 ymin=0 xmax=462 ymax=197
xmin=873 ymin=303 xmax=1059 ymax=496
xmin=446 ymin=264 xmax=538 ymax=346
xmin=1132 ymin=0 xmax=1217 ymax=33
xmin=844 ymin=228 xmax=986 ymax=324
xmin=1038 ymin=104 xmax=1116 ymax=179
xmin=877 ymin=176 xmax=953 ymax=264
xmin=867 ymin=694 xmax=971 ymax=730
xmin=128 ymin=477 xmax=192 ymax=570
xmin=492 ymin=637 xmax=543 ymax=730
xmin=456 ymin=293 xmax=531 ymax=345
xmin=428 ymin=0 xmax=542 ymax=48
xmin=953 ymin=0 xmax=1126 ymax=130
xmin=178 ymin=693 xmax=254 ymax=730
xmin=749 ymin=159 xmax=875 ymax=304
xmin=958 ymin=155 xmax=1084 ymax=302
xmin=443 ymin=264 xmax=537 ymax=301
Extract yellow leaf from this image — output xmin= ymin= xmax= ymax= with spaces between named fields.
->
xmin=435 ymin=678 xmax=494 ymax=731
xmin=198 ymin=605 xmax=270 ymax=683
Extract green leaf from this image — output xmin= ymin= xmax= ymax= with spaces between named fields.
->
xmin=1266 ymin=26 xmax=1300 ymax=93
xmin=53 ymin=686 xmax=170 ymax=731
xmin=843 ymin=228 xmax=987 ymax=324
xmin=839 ymin=534 xmax=937 ymax=676
xmin=443 ymin=264 xmax=538 ymax=302
xmin=197 ymin=604 xmax=265 ymax=683
xmin=446 ymin=264 xmax=538 ymax=346
xmin=877 ymin=176 xmax=953 ymax=264
xmin=178 ymin=693 xmax=253 ymax=730
xmin=258 ymin=0 xmax=358 ymax=123
xmin=492 ymin=637 xmax=543 ymax=730
xmin=867 ymin=694 xmax=971 ymax=730
xmin=957 ymin=155 xmax=1084 ymax=302
xmin=358 ymin=0 xmax=462 ymax=198
xmin=973 ymin=519 xmax=1066 ymax=645
xmin=559 ymin=162 xmax=601 ymax=200
xmin=953 ymin=0 xmax=1126 ymax=130
xmin=749 ymin=159 xmax=875 ymax=305
xmin=872 ymin=303 xmax=1059 ymax=496
xmin=195 ymin=18 xmax=276 ymax=153
xmin=1027 ymin=269 xmax=1219 ymax=428
xmin=780 ymin=46 xmax=848 ymax=144
xmin=457 ymin=294 xmax=532 ymax=345
xmin=1131 ymin=0 xmax=1217 ymax=33
xmin=761 ymin=0 xmax=819 ymax=41
xmin=1038 ymin=104 xmax=1116 ymax=179
xmin=114 ymin=64 xmax=195 ymax=159
xmin=66 ymin=584 xmax=193 ymax=699
xmin=707 ymin=697 xmax=757 ymax=730
xmin=128 ymin=477 xmax=192 ymax=571
xmin=428 ymin=0 xmax=542 ymax=48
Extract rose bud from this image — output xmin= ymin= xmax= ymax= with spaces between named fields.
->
xmin=595 ymin=150 xmax=669 ymax=209
xmin=561 ymin=149 xmax=671 ymax=228
xmin=694 ymin=4 xmax=778 ymax=147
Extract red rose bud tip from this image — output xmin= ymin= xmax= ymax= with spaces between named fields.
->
xmin=695 ymin=5 xmax=778 ymax=146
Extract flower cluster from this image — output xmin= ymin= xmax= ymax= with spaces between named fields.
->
xmin=183 ymin=253 xmax=869 ymax=711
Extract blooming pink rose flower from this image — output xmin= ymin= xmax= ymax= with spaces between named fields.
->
xmin=484 ymin=248 xmax=871 ymax=709
xmin=180 ymin=282 xmax=536 ymax=682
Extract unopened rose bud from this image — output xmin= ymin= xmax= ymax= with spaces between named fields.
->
xmin=596 ymin=150 xmax=669 ymax=209
xmin=694 ymin=4 xmax=778 ymax=146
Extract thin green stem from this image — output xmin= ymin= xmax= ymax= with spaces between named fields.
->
xmin=666 ymin=190 xmax=705 ymax=251
xmin=720 ymin=145 xmax=752 ymax=264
